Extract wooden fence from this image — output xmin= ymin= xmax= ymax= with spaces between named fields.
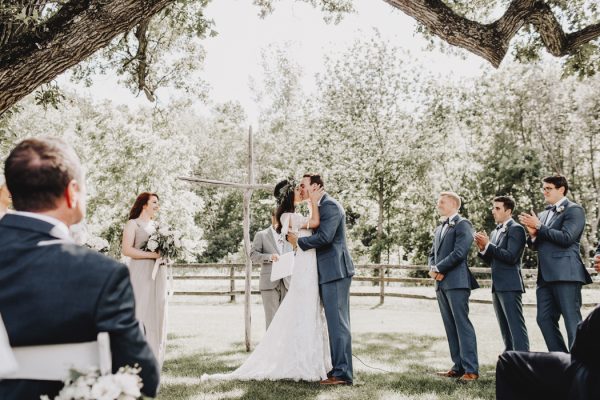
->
xmin=171 ymin=263 xmax=599 ymax=307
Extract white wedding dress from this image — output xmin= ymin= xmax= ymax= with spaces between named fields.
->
xmin=201 ymin=212 xmax=332 ymax=382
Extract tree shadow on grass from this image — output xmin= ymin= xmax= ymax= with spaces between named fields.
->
xmin=158 ymin=332 xmax=495 ymax=400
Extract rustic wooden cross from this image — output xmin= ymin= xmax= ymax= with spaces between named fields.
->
xmin=179 ymin=126 xmax=271 ymax=352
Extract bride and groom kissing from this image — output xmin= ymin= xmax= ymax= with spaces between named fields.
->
xmin=202 ymin=174 xmax=355 ymax=385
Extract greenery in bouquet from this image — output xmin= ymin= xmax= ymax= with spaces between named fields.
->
xmin=40 ymin=365 xmax=147 ymax=400
xmin=142 ymin=221 xmax=191 ymax=262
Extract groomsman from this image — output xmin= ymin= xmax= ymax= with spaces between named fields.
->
xmin=429 ymin=192 xmax=479 ymax=382
xmin=519 ymin=175 xmax=592 ymax=352
xmin=475 ymin=196 xmax=529 ymax=352
xmin=250 ymin=208 xmax=292 ymax=329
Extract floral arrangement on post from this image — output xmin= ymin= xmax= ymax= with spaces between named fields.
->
xmin=41 ymin=366 xmax=145 ymax=400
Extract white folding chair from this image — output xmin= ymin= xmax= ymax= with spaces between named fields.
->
xmin=0 ymin=317 xmax=112 ymax=381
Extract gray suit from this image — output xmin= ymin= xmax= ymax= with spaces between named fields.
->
xmin=527 ymin=198 xmax=592 ymax=352
xmin=250 ymin=226 xmax=292 ymax=329
xmin=298 ymin=193 xmax=355 ymax=383
xmin=478 ymin=219 xmax=529 ymax=351
xmin=428 ymin=215 xmax=479 ymax=375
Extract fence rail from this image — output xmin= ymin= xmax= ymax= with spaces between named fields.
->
xmin=171 ymin=263 xmax=599 ymax=307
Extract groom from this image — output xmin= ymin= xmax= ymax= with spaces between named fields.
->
xmin=288 ymin=174 xmax=355 ymax=385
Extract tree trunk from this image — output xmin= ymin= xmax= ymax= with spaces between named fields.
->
xmin=0 ymin=0 xmax=176 ymax=115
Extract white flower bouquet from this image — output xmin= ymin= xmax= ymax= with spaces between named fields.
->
xmin=41 ymin=365 xmax=145 ymax=400
xmin=142 ymin=222 xmax=185 ymax=262
xmin=85 ymin=235 xmax=110 ymax=254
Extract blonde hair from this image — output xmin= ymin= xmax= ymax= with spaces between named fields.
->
xmin=440 ymin=191 xmax=462 ymax=209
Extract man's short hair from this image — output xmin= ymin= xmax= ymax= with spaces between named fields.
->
xmin=439 ymin=191 xmax=462 ymax=209
xmin=303 ymin=173 xmax=324 ymax=188
xmin=4 ymin=137 xmax=82 ymax=212
xmin=543 ymin=175 xmax=569 ymax=196
xmin=493 ymin=196 xmax=516 ymax=213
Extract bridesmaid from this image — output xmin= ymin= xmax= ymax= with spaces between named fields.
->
xmin=121 ymin=192 xmax=168 ymax=368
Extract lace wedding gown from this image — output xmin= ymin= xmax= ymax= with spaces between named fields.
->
xmin=201 ymin=212 xmax=332 ymax=382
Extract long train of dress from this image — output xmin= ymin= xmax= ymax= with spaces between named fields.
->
xmin=201 ymin=213 xmax=331 ymax=381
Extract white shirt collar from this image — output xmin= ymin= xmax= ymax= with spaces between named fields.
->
xmin=500 ymin=217 xmax=514 ymax=228
xmin=447 ymin=213 xmax=459 ymax=222
xmin=553 ymin=197 xmax=568 ymax=208
xmin=317 ymin=193 xmax=327 ymax=206
xmin=12 ymin=211 xmax=72 ymax=241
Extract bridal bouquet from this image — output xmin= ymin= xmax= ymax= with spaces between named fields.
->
xmin=142 ymin=222 xmax=185 ymax=261
xmin=143 ymin=222 xmax=189 ymax=281
xmin=40 ymin=366 xmax=144 ymax=400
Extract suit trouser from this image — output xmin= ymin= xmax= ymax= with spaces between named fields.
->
xmin=436 ymin=288 xmax=478 ymax=374
xmin=496 ymin=351 xmax=600 ymax=400
xmin=320 ymin=276 xmax=353 ymax=382
xmin=536 ymin=282 xmax=582 ymax=352
xmin=260 ymin=280 xmax=287 ymax=329
xmin=492 ymin=291 xmax=529 ymax=351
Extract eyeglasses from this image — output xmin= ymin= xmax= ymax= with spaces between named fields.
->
xmin=541 ymin=187 xmax=556 ymax=193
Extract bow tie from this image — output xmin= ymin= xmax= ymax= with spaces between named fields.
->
xmin=495 ymin=224 xmax=503 ymax=230
xmin=442 ymin=219 xmax=450 ymax=226
xmin=545 ymin=205 xmax=557 ymax=212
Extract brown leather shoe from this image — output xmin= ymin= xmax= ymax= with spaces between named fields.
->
xmin=458 ymin=373 xmax=479 ymax=382
xmin=436 ymin=370 xmax=463 ymax=378
xmin=320 ymin=376 xmax=351 ymax=385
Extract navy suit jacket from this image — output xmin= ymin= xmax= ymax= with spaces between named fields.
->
xmin=478 ymin=219 xmax=526 ymax=292
xmin=0 ymin=214 xmax=159 ymax=399
xmin=297 ymin=194 xmax=355 ymax=284
xmin=428 ymin=215 xmax=479 ymax=291
xmin=527 ymin=198 xmax=592 ymax=284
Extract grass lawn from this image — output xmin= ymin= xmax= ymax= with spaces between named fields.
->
xmin=156 ymin=290 xmax=600 ymax=399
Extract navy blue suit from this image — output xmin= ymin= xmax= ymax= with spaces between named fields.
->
xmin=298 ymin=193 xmax=354 ymax=383
xmin=0 ymin=214 xmax=159 ymax=399
xmin=428 ymin=215 xmax=479 ymax=374
xmin=497 ymin=304 xmax=600 ymax=400
xmin=527 ymin=198 xmax=592 ymax=352
xmin=478 ymin=219 xmax=529 ymax=351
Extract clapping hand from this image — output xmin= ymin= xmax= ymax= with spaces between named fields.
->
xmin=594 ymin=254 xmax=600 ymax=273
xmin=474 ymin=231 xmax=489 ymax=251
xmin=518 ymin=210 xmax=540 ymax=237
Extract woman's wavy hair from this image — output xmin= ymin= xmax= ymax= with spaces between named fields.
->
xmin=274 ymin=179 xmax=296 ymax=234
xmin=128 ymin=192 xmax=159 ymax=220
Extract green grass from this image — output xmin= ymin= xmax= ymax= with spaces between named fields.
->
xmin=158 ymin=332 xmax=495 ymax=400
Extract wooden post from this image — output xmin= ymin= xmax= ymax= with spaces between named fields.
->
xmin=379 ymin=265 xmax=385 ymax=305
xmin=229 ymin=266 xmax=236 ymax=303
xmin=242 ymin=126 xmax=254 ymax=352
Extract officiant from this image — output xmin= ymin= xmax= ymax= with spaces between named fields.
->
xmin=251 ymin=208 xmax=293 ymax=328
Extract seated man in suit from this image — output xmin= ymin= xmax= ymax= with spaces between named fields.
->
xmin=250 ymin=207 xmax=292 ymax=329
xmin=0 ymin=138 xmax=159 ymax=399
xmin=497 ymin=304 xmax=600 ymax=400
xmin=519 ymin=175 xmax=592 ymax=352
xmin=475 ymin=196 xmax=529 ymax=352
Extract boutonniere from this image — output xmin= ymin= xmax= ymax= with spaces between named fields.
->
xmin=448 ymin=220 xmax=456 ymax=227
xmin=500 ymin=225 xmax=508 ymax=234
xmin=556 ymin=205 xmax=565 ymax=214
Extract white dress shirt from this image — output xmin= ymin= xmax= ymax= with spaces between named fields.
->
xmin=481 ymin=218 xmax=514 ymax=255
xmin=270 ymin=226 xmax=283 ymax=254
xmin=431 ymin=213 xmax=459 ymax=272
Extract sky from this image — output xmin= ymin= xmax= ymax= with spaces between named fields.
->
xmin=58 ymin=0 xmax=490 ymax=126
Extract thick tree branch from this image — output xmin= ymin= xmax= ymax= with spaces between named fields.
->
xmin=0 ymin=0 xmax=175 ymax=115
xmin=384 ymin=0 xmax=600 ymax=67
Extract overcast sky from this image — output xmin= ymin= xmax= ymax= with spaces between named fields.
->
xmin=59 ymin=0 xmax=490 ymax=125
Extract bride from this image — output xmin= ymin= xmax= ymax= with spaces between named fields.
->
xmin=202 ymin=179 xmax=332 ymax=382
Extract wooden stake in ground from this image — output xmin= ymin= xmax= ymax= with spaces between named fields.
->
xmin=179 ymin=126 xmax=271 ymax=352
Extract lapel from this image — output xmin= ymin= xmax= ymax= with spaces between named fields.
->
xmin=1 ymin=213 xmax=56 ymax=237
xmin=436 ymin=214 xmax=459 ymax=254
xmin=548 ymin=198 xmax=570 ymax=228
xmin=264 ymin=227 xmax=280 ymax=255
xmin=495 ymin=219 xmax=512 ymax=246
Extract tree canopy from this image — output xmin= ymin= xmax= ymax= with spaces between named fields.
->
xmin=1 ymin=0 xmax=599 ymax=114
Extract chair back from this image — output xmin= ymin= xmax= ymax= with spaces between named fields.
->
xmin=0 ymin=327 xmax=111 ymax=381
